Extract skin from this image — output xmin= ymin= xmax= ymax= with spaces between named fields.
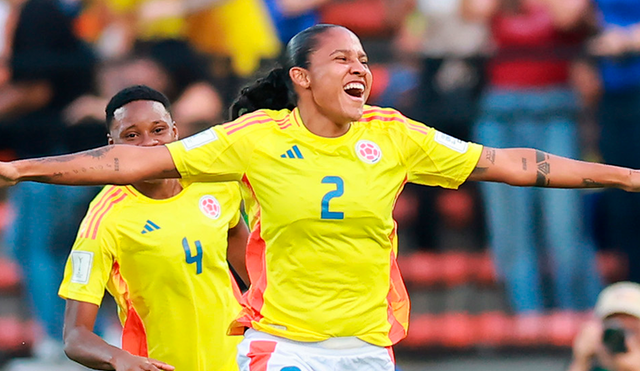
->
xmin=62 ymin=100 xmax=249 ymax=371
xmin=0 ymin=27 xmax=639 ymax=194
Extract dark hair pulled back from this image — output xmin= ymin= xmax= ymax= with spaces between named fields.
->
xmin=230 ymin=24 xmax=343 ymax=120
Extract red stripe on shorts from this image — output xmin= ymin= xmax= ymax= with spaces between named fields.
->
xmin=247 ymin=341 xmax=277 ymax=371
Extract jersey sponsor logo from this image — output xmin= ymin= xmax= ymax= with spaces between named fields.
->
xmin=181 ymin=129 xmax=218 ymax=151
xmin=141 ymin=220 xmax=161 ymax=234
xmin=280 ymin=145 xmax=304 ymax=159
xmin=355 ymin=140 xmax=382 ymax=164
xmin=70 ymin=251 xmax=94 ymax=284
xmin=199 ymin=195 xmax=221 ymax=219
xmin=434 ymin=131 xmax=469 ymax=153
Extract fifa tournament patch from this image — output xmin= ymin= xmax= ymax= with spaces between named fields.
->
xmin=199 ymin=195 xmax=221 ymax=219
xmin=355 ymin=140 xmax=382 ymax=164
xmin=70 ymin=251 xmax=94 ymax=284
xmin=181 ymin=129 xmax=218 ymax=151
xmin=434 ymin=131 xmax=469 ymax=153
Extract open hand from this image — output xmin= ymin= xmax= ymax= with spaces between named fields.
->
xmin=111 ymin=352 xmax=176 ymax=371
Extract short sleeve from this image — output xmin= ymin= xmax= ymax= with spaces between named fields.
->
xmin=398 ymin=117 xmax=482 ymax=189
xmin=167 ymin=112 xmax=267 ymax=183
xmin=58 ymin=216 xmax=118 ymax=306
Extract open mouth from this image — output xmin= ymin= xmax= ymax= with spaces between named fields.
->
xmin=343 ymin=82 xmax=365 ymax=99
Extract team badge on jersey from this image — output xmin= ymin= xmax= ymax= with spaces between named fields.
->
xmin=355 ymin=140 xmax=382 ymax=164
xmin=199 ymin=195 xmax=221 ymax=219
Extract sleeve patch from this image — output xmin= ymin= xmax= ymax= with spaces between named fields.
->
xmin=434 ymin=131 xmax=469 ymax=153
xmin=70 ymin=251 xmax=94 ymax=284
xmin=181 ymin=129 xmax=218 ymax=151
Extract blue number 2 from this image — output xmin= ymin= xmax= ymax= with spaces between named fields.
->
xmin=182 ymin=237 xmax=203 ymax=274
xmin=321 ymin=176 xmax=344 ymax=220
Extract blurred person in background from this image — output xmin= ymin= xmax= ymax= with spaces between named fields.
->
xmin=569 ymin=282 xmax=640 ymax=371
xmin=393 ymin=0 xmax=490 ymax=252
xmin=0 ymin=0 xmax=101 ymax=360
xmin=263 ymin=0 xmax=332 ymax=44
xmin=462 ymin=0 xmax=602 ymax=324
xmin=588 ymin=0 xmax=640 ymax=285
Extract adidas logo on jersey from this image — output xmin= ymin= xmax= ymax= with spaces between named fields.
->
xmin=141 ymin=220 xmax=161 ymax=234
xmin=280 ymin=145 xmax=304 ymax=159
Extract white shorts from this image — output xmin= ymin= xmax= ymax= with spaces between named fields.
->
xmin=237 ymin=329 xmax=395 ymax=371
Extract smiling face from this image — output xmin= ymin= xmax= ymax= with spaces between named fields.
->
xmin=295 ymin=27 xmax=372 ymax=125
xmin=108 ymin=100 xmax=177 ymax=146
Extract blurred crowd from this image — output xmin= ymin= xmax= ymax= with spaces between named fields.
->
xmin=1 ymin=0 xmax=640 ymax=365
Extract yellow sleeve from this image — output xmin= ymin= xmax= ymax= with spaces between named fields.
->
xmin=395 ymin=115 xmax=483 ymax=189
xmin=58 ymin=213 xmax=118 ymax=306
xmin=166 ymin=111 xmax=269 ymax=183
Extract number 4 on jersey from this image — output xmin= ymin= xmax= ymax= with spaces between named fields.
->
xmin=182 ymin=237 xmax=203 ymax=274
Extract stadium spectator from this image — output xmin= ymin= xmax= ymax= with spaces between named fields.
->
xmin=1 ymin=24 xmax=640 ymax=371
xmin=59 ymin=85 xmax=248 ymax=371
xmin=462 ymin=0 xmax=601 ymax=317
xmin=588 ymin=0 xmax=640 ymax=285
xmin=569 ymin=282 xmax=640 ymax=371
xmin=263 ymin=0 xmax=332 ymax=44
xmin=0 ymin=0 xmax=100 ymax=360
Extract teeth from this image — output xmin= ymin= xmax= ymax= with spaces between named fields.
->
xmin=344 ymin=82 xmax=365 ymax=91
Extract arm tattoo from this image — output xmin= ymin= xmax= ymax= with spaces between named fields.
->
xmin=535 ymin=150 xmax=550 ymax=187
xmin=582 ymin=178 xmax=604 ymax=188
xmin=114 ymin=158 xmax=119 ymax=172
xmin=522 ymin=158 xmax=527 ymax=171
xmin=486 ymin=149 xmax=496 ymax=165
xmin=471 ymin=167 xmax=488 ymax=176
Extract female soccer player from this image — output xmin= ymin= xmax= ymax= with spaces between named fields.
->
xmin=57 ymin=85 xmax=249 ymax=371
xmin=1 ymin=25 xmax=639 ymax=371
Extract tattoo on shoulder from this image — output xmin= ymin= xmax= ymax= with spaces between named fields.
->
xmin=486 ymin=149 xmax=496 ymax=165
xmin=535 ymin=150 xmax=550 ymax=187
xmin=582 ymin=178 xmax=604 ymax=188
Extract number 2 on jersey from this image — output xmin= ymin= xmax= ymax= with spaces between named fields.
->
xmin=321 ymin=176 xmax=344 ymax=220
xmin=182 ymin=237 xmax=203 ymax=274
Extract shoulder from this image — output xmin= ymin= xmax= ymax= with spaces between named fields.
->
xmin=216 ymin=109 xmax=290 ymax=137
xmin=358 ymin=105 xmax=430 ymax=133
xmin=81 ymin=186 xmax=132 ymax=239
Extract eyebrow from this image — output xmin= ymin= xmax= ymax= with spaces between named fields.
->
xmin=329 ymin=49 xmax=368 ymax=58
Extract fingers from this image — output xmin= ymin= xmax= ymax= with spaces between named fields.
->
xmin=149 ymin=358 xmax=175 ymax=371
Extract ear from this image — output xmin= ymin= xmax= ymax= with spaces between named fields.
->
xmin=289 ymin=67 xmax=310 ymax=89
xmin=172 ymin=121 xmax=179 ymax=140
xmin=107 ymin=133 xmax=114 ymax=145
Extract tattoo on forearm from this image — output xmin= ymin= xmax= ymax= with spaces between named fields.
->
xmin=471 ymin=167 xmax=488 ymax=176
xmin=84 ymin=147 xmax=112 ymax=159
xmin=535 ymin=150 xmax=550 ymax=187
xmin=522 ymin=158 xmax=527 ymax=171
xmin=582 ymin=178 xmax=604 ymax=188
xmin=486 ymin=149 xmax=496 ymax=165
xmin=114 ymin=158 xmax=119 ymax=172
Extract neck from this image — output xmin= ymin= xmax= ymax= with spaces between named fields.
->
xmin=297 ymin=101 xmax=351 ymax=138
xmin=132 ymin=178 xmax=183 ymax=199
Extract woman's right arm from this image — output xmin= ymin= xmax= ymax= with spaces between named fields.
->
xmin=63 ymin=300 xmax=175 ymax=371
xmin=0 ymin=144 xmax=179 ymax=187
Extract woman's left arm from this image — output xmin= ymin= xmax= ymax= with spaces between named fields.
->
xmin=467 ymin=147 xmax=640 ymax=191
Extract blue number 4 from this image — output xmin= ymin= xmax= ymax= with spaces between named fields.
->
xmin=182 ymin=237 xmax=203 ymax=274
xmin=321 ymin=176 xmax=344 ymax=220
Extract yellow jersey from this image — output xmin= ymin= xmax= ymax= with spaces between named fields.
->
xmin=166 ymin=106 xmax=483 ymax=346
xmin=59 ymin=182 xmax=243 ymax=371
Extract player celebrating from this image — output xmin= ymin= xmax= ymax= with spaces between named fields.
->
xmin=57 ymin=86 xmax=248 ymax=371
xmin=0 ymin=25 xmax=640 ymax=370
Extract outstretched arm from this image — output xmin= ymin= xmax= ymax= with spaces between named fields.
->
xmin=63 ymin=300 xmax=175 ymax=370
xmin=467 ymin=147 xmax=640 ymax=191
xmin=0 ymin=145 xmax=179 ymax=187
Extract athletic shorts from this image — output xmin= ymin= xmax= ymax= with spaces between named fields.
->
xmin=237 ymin=329 xmax=395 ymax=371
